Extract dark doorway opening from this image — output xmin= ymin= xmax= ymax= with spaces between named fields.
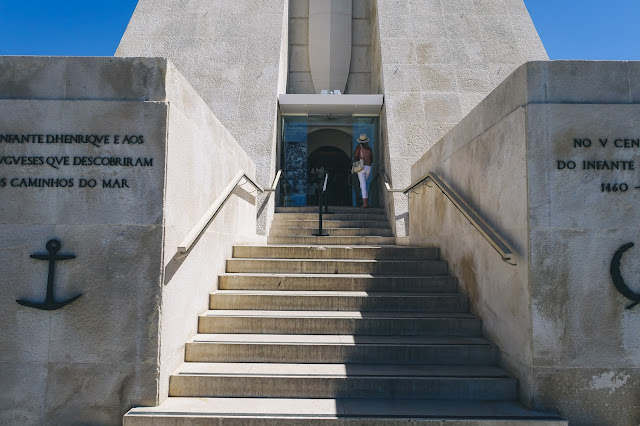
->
xmin=307 ymin=146 xmax=351 ymax=206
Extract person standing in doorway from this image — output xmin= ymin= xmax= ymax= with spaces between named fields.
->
xmin=354 ymin=134 xmax=373 ymax=208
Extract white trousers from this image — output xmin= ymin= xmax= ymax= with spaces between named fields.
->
xmin=357 ymin=165 xmax=371 ymax=198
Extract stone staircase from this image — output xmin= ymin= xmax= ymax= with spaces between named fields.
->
xmin=124 ymin=207 xmax=565 ymax=425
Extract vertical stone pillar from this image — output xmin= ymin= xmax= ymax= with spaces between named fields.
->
xmin=373 ymin=0 xmax=547 ymax=238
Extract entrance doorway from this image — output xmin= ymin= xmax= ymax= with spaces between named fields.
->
xmin=280 ymin=115 xmax=379 ymax=207
xmin=308 ymin=146 xmax=351 ymax=206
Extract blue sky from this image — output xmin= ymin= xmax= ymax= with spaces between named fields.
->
xmin=0 ymin=0 xmax=138 ymax=56
xmin=526 ymin=0 xmax=640 ymax=60
xmin=0 ymin=0 xmax=638 ymax=60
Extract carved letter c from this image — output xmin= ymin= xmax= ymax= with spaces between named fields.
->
xmin=610 ymin=243 xmax=640 ymax=310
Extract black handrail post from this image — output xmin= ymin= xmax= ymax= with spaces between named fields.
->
xmin=323 ymin=173 xmax=333 ymax=215
xmin=324 ymin=186 xmax=333 ymax=214
xmin=324 ymin=188 xmax=329 ymax=213
xmin=313 ymin=172 xmax=329 ymax=236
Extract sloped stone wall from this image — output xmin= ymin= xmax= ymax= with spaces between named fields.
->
xmin=0 ymin=57 xmax=261 ymax=425
xmin=409 ymin=61 xmax=640 ymax=426
xmin=375 ymin=0 xmax=547 ymax=237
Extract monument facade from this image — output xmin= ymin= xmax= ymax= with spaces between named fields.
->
xmin=116 ymin=0 xmax=547 ymax=237
xmin=0 ymin=1 xmax=638 ymax=425
xmin=0 ymin=57 xmax=262 ymax=423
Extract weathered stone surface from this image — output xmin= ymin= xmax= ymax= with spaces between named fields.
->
xmin=630 ymin=62 xmax=640 ymax=103
xmin=533 ymin=368 xmax=640 ymax=426
xmin=117 ymin=0 xmax=286 ymax=195
xmin=0 ymin=363 xmax=47 ymax=424
xmin=410 ymin=106 xmax=532 ymax=402
xmin=345 ymin=72 xmax=372 ymax=94
xmin=0 ymin=100 xmax=167 ymax=224
xmin=0 ymin=57 xmax=261 ymax=425
xmin=353 ymin=18 xmax=371 ymax=46
xmin=383 ymin=64 xmax=421 ymax=92
xmin=527 ymin=104 xmax=640 ymax=230
xmin=0 ymin=56 xmax=167 ymax=101
xmin=415 ymin=38 xmax=452 ymax=65
xmin=376 ymin=0 xmax=547 ymax=236
xmin=538 ymin=61 xmax=631 ymax=104
xmin=409 ymin=61 xmax=640 ymax=425
xmin=525 ymin=101 xmax=640 ymax=423
xmin=44 ymin=361 xmax=158 ymax=424
xmin=0 ymin=89 xmax=167 ymax=423
xmin=290 ymin=45 xmax=311 ymax=72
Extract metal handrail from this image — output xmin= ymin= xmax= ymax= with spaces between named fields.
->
xmin=374 ymin=171 xmax=405 ymax=193
xmin=404 ymin=172 xmax=514 ymax=263
xmin=264 ymin=169 xmax=282 ymax=192
xmin=313 ymin=173 xmax=331 ymax=236
xmin=177 ymin=170 xmax=264 ymax=254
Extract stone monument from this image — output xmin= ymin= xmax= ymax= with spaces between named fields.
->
xmin=0 ymin=1 xmax=637 ymax=425
xmin=409 ymin=61 xmax=640 ymax=425
xmin=115 ymin=0 xmax=548 ymax=238
xmin=0 ymin=57 xmax=262 ymax=424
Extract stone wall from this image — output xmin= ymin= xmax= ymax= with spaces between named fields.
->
xmin=157 ymin=61 xmax=263 ymax=403
xmin=0 ymin=57 xmax=261 ymax=424
xmin=116 ymin=0 xmax=290 ymax=233
xmin=375 ymin=0 xmax=547 ymax=237
xmin=409 ymin=61 xmax=640 ymax=425
xmin=288 ymin=0 xmax=373 ymax=94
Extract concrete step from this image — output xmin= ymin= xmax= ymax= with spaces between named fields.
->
xmin=168 ymin=363 xmax=517 ymax=400
xmin=270 ymin=227 xmax=394 ymax=237
xmin=198 ymin=310 xmax=482 ymax=336
xmin=272 ymin=219 xmax=391 ymax=228
xmin=232 ymin=245 xmax=439 ymax=260
xmin=274 ymin=213 xmax=388 ymax=222
xmin=125 ymin=398 xmax=567 ymax=425
xmin=267 ymin=236 xmax=396 ymax=245
xmin=276 ymin=207 xmax=385 ymax=214
xmin=218 ymin=273 xmax=458 ymax=292
xmin=209 ymin=290 xmax=469 ymax=312
xmin=226 ymin=259 xmax=448 ymax=275
xmin=185 ymin=334 xmax=497 ymax=364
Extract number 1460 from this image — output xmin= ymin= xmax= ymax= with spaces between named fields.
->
xmin=601 ymin=183 xmax=628 ymax=192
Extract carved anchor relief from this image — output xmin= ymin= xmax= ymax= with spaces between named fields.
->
xmin=16 ymin=239 xmax=82 ymax=311
xmin=610 ymin=243 xmax=640 ymax=310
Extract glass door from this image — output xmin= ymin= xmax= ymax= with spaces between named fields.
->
xmin=280 ymin=115 xmax=379 ymax=207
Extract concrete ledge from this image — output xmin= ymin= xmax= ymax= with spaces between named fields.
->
xmin=0 ymin=56 xmax=168 ymax=101
xmin=442 ymin=61 xmax=640 ymax=164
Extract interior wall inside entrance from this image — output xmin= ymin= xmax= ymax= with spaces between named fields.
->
xmin=307 ymin=129 xmax=353 ymax=207
xmin=307 ymin=128 xmax=352 ymax=158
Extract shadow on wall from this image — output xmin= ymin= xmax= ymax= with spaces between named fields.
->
xmin=395 ymin=212 xmax=408 ymax=236
xmin=164 ymin=186 xmax=256 ymax=284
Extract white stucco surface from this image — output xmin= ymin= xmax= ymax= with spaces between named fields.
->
xmin=116 ymin=0 xmax=287 ymax=192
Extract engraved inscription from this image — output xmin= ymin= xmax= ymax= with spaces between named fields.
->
xmin=555 ymin=137 xmax=640 ymax=193
xmin=0 ymin=133 xmax=151 ymax=190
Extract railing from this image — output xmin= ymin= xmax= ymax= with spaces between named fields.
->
xmin=177 ymin=170 xmax=263 ymax=254
xmin=374 ymin=170 xmax=404 ymax=192
xmin=313 ymin=173 xmax=332 ymax=236
xmin=404 ymin=172 xmax=514 ymax=262
xmin=264 ymin=169 xmax=282 ymax=193
xmin=377 ymin=170 xmax=514 ymax=263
